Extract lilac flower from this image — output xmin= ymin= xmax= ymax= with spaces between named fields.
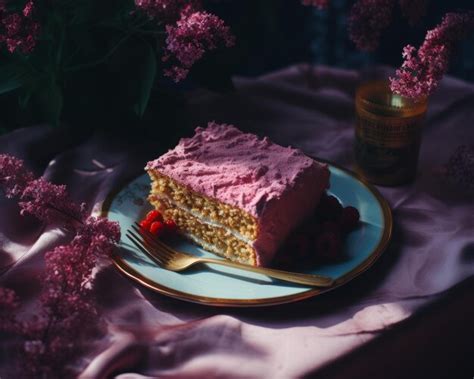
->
xmin=19 ymin=178 xmax=87 ymax=225
xmin=41 ymin=217 xmax=120 ymax=315
xmin=164 ymin=11 xmax=235 ymax=82
xmin=43 ymin=244 xmax=96 ymax=297
xmin=0 ymin=154 xmax=121 ymax=377
xmin=164 ymin=65 xmax=190 ymax=82
xmin=399 ymin=0 xmax=428 ymax=26
xmin=135 ymin=0 xmax=202 ymax=23
xmin=301 ymin=0 xmax=329 ymax=9
xmin=0 ymin=287 xmax=19 ymax=312
xmin=23 ymin=1 xmax=34 ymax=18
xmin=41 ymin=220 xmax=119 ymax=296
xmin=24 ymin=340 xmax=45 ymax=355
xmin=390 ymin=12 xmax=474 ymax=99
xmin=30 ymin=215 xmax=120 ymax=376
xmin=348 ymin=0 xmax=395 ymax=52
xmin=445 ymin=145 xmax=474 ymax=191
xmin=1 ymin=154 xmax=87 ymax=225
xmin=77 ymin=216 xmax=121 ymax=258
xmin=0 ymin=154 xmax=34 ymax=198
xmin=0 ymin=0 xmax=40 ymax=54
xmin=0 ymin=287 xmax=20 ymax=333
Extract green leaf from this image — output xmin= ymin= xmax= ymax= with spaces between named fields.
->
xmin=133 ymin=43 xmax=157 ymax=118
xmin=18 ymin=87 xmax=34 ymax=109
xmin=0 ymin=65 xmax=23 ymax=95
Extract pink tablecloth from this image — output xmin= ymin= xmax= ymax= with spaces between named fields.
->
xmin=1 ymin=64 xmax=474 ymax=378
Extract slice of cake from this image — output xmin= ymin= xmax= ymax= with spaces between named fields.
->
xmin=145 ymin=122 xmax=330 ymax=266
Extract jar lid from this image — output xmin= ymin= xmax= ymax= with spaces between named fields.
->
xmin=356 ymin=80 xmax=428 ymax=118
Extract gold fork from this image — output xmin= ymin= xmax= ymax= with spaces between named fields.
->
xmin=126 ymin=222 xmax=335 ymax=287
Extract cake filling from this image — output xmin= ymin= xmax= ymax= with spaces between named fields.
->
xmin=150 ymin=194 xmax=254 ymax=245
xmin=149 ymin=170 xmax=258 ymax=239
xmin=150 ymin=196 xmax=257 ymax=265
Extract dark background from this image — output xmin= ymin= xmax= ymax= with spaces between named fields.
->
xmin=1 ymin=0 xmax=474 ymax=136
xmin=209 ymin=0 xmax=474 ymax=81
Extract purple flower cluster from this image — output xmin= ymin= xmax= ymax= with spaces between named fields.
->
xmin=348 ymin=0 xmax=395 ymax=52
xmin=134 ymin=0 xmax=234 ymax=82
xmin=445 ymin=145 xmax=474 ymax=191
xmin=390 ymin=12 xmax=474 ymax=99
xmin=0 ymin=287 xmax=19 ymax=310
xmin=0 ymin=0 xmax=40 ymax=53
xmin=301 ymin=0 xmax=329 ymax=9
xmin=19 ymin=178 xmax=87 ymax=226
xmin=77 ymin=216 xmax=121 ymax=259
xmin=1 ymin=154 xmax=87 ymax=225
xmin=0 ymin=154 xmax=34 ymax=198
xmin=135 ymin=0 xmax=201 ymax=23
xmin=23 ymin=217 xmax=120 ymax=376
xmin=0 ymin=287 xmax=20 ymax=338
xmin=0 ymin=154 xmax=120 ymax=377
xmin=42 ymin=217 xmax=120 ymax=298
xmin=164 ymin=11 xmax=235 ymax=82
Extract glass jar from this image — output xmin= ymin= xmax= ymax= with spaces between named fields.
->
xmin=354 ymin=80 xmax=428 ymax=186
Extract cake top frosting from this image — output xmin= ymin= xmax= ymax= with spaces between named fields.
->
xmin=146 ymin=122 xmax=324 ymax=218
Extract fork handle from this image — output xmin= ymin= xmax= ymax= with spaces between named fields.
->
xmin=198 ymin=258 xmax=335 ymax=287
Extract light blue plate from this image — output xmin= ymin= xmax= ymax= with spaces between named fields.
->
xmin=103 ymin=163 xmax=392 ymax=307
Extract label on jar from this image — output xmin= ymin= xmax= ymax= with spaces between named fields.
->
xmin=355 ymin=113 xmax=424 ymax=148
xmin=354 ymin=112 xmax=425 ymax=185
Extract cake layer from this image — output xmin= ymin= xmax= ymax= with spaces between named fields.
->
xmin=148 ymin=170 xmax=257 ymax=240
xmin=146 ymin=122 xmax=330 ymax=266
xmin=150 ymin=196 xmax=256 ymax=265
xmin=146 ymin=123 xmax=326 ymax=219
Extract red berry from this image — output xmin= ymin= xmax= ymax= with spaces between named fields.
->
xmin=318 ymin=194 xmax=343 ymax=221
xmin=139 ymin=219 xmax=152 ymax=230
xmin=316 ymin=231 xmax=342 ymax=260
xmin=340 ymin=206 xmax=360 ymax=232
xmin=164 ymin=219 xmax=177 ymax=233
xmin=146 ymin=210 xmax=163 ymax=222
xmin=149 ymin=221 xmax=165 ymax=236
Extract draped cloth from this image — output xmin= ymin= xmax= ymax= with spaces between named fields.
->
xmin=1 ymin=64 xmax=473 ymax=378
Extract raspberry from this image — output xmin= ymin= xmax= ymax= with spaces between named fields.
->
xmin=340 ymin=206 xmax=360 ymax=232
xmin=149 ymin=221 xmax=165 ymax=236
xmin=139 ymin=219 xmax=152 ymax=230
xmin=317 ymin=194 xmax=343 ymax=221
xmin=145 ymin=210 xmax=163 ymax=222
xmin=316 ymin=231 xmax=342 ymax=260
xmin=164 ymin=219 xmax=177 ymax=233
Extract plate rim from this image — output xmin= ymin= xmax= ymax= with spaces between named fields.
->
xmin=101 ymin=159 xmax=393 ymax=307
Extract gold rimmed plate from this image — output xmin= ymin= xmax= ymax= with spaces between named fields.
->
xmin=102 ymin=161 xmax=392 ymax=307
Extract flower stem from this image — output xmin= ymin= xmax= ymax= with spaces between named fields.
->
xmin=64 ymin=33 xmax=131 ymax=73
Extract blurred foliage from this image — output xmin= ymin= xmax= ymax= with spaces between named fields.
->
xmin=0 ymin=0 xmax=235 ymax=141
xmin=1 ymin=0 xmax=474 ymax=139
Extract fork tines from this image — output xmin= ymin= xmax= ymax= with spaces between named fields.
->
xmin=126 ymin=222 xmax=177 ymax=266
xmin=132 ymin=222 xmax=174 ymax=253
xmin=125 ymin=229 xmax=165 ymax=266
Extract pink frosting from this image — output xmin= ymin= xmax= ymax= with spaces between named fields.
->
xmin=146 ymin=122 xmax=329 ymax=266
